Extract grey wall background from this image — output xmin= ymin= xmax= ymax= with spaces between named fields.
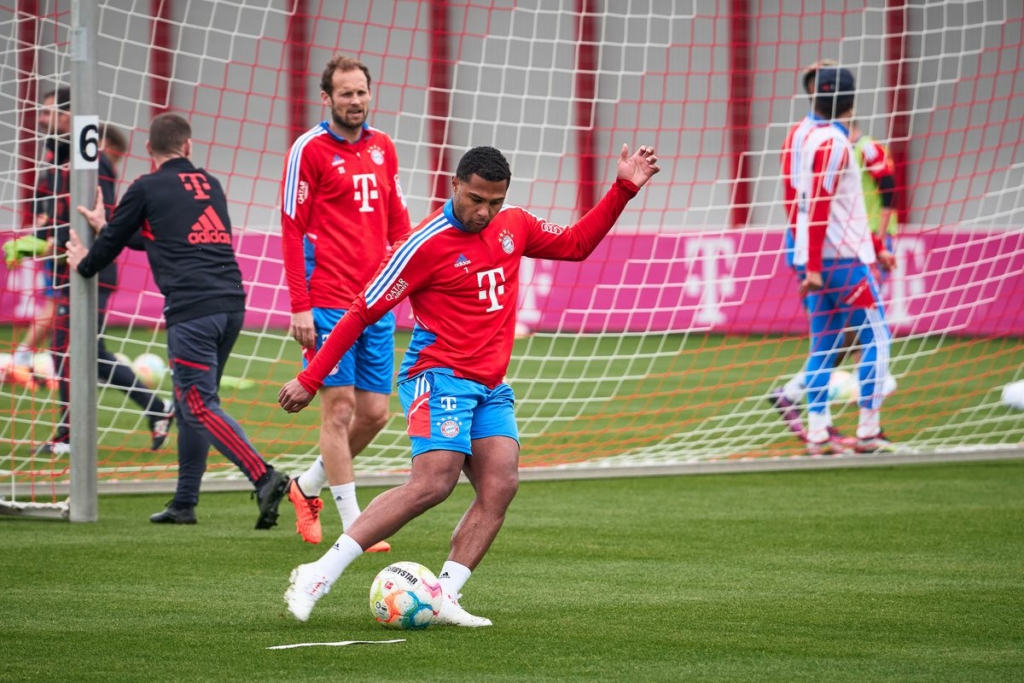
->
xmin=2 ymin=0 xmax=1022 ymax=234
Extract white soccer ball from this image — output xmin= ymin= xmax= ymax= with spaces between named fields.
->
xmin=828 ymin=369 xmax=860 ymax=403
xmin=1001 ymin=380 xmax=1024 ymax=411
xmin=132 ymin=352 xmax=168 ymax=389
xmin=32 ymin=352 xmax=55 ymax=381
xmin=369 ymin=562 xmax=443 ymax=630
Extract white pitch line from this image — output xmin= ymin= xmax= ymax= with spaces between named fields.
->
xmin=267 ymin=639 xmax=406 ymax=650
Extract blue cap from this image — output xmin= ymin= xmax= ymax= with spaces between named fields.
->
xmin=816 ymin=67 xmax=856 ymax=95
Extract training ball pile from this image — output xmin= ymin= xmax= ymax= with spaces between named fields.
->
xmin=369 ymin=562 xmax=443 ymax=630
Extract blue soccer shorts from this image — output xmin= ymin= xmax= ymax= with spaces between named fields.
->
xmin=398 ymin=369 xmax=519 ymax=457
xmin=304 ymin=308 xmax=395 ymax=394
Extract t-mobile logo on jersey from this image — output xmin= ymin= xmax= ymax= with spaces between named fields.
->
xmin=179 ymin=173 xmax=212 ymax=200
xmin=353 ymin=173 xmax=379 ymax=212
xmin=477 ymin=268 xmax=506 ymax=312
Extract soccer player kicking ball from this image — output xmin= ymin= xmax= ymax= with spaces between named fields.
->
xmin=279 ymin=143 xmax=660 ymax=625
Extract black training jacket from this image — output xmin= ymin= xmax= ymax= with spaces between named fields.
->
xmin=77 ymin=157 xmax=246 ymax=326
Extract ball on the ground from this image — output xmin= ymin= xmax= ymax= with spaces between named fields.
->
xmin=32 ymin=353 xmax=55 ymax=381
xmin=369 ymin=561 xmax=443 ymax=630
xmin=132 ymin=352 xmax=167 ymax=388
xmin=828 ymin=369 xmax=860 ymax=403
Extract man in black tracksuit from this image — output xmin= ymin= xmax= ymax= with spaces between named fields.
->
xmin=34 ymin=86 xmax=172 ymax=454
xmin=67 ymin=112 xmax=290 ymax=528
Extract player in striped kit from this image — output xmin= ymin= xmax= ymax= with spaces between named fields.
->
xmin=279 ymin=143 xmax=660 ymax=625
xmin=280 ymin=56 xmax=412 ymax=547
xmin=768 ymin=62 xmax=896 ymax=447
xmin=792 ymin=67 xmax=894 ymax=455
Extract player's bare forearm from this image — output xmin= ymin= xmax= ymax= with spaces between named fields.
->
xmin=279 ymin=379 xmax=314 ymax=413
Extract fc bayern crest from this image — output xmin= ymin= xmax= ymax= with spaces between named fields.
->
xmin=499 ymin=229 xmax=514 ymax=254
xmin=439 ymin=419 xmax=460 ymax=438
xmin=369 ymin=145 xmax=385 ymax=165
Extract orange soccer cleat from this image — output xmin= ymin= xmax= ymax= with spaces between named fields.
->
xmin=287 ymin=478 xmax=323 ymax=544
xmin=365 ymin=540 xmax=392 ymax=553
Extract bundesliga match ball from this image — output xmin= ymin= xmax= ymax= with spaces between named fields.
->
xmin=132 ymin=353 xmax=168 ymax=389
xmin=369 ymin=562 xmax=443 ymax=630
xmin=828 ymin=370 xmax=860 ymax=403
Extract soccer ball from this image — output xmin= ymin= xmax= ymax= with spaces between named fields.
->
xmin=369 ymin=562 xmax=443 ymax=630
xmin=828 ymin=370 xmax=860 ymax=403
xmin=32 ymin=353 xmax=56 ymax=381
xmin=132 ymin=353 xmax=168 ymax=388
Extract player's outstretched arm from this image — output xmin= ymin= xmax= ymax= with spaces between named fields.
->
xmin=616 ymin=144 xmax=660 ymax=189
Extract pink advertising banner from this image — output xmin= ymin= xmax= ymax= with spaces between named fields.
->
xmin=3 ymin=229 xmax=1023 ymax=337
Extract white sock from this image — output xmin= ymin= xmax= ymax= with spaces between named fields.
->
xmin=857 ymin=408 xmax=881 ymax=440
xmin=297 ymin=456 xmax=327 ymax=497
xmin=782 ymin=372 xmax=806 ymax=403
xmin=13 ymin=346 xmax=32 ymax=367
xmin=317 ymin=534 xmax=364 ymax=582
xmin=807 ymin=411 xmax=830 ymax=443
xmin=438 ymin=560 xmax=472 ymax=597
xmin=331 ymin=482 xmax=361 ymax=531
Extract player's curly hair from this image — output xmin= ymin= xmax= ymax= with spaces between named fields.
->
xmin=456 ymin=146 xmax=511 ymax=185
xmin=320 ymin=55 xmax=372 ymax=95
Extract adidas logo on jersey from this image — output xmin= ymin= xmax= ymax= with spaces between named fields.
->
xmin=454 ymin=254 xmax=471 ymax=268
xmin=188 ymin=206 xmax=231 ymax=245
xmin=332 ymin=154 xmax=344 ymax=166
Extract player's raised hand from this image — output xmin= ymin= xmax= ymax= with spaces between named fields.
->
xmin=279 ymin=378 xmax=314 ymax=413
xmin=617 ymin=144 xmax=660 ymax=188
xmin=75 ymin=186 xmax=107 ymax=234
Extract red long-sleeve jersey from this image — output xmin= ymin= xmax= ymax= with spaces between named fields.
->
xmin=297 ymin=177 xmax=640 ymax=394
xmin=280 ymin=122 xmax=411 ymax=312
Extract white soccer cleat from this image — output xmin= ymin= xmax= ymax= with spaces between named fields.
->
xmin=284 ymin=563 xmax=331 ymax=622
xmin=434 ymin=593 xmax=492 ymax=627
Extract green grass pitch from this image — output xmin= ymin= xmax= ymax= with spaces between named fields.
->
xmin=2 ymin=461 xmax=1023 ymax=682
xmin=4 ymin=325 xmax=1023 ymax=469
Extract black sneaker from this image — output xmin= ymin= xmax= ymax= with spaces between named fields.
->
xmin=253 ymin=469 xmax=290 ymax=530
xmin=149 ymin=403 xmax=175 ymax=451
xmin=150 ymin=503 xmax=197 ymax=524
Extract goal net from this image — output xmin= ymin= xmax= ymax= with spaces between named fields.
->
xmin=2 ymin=1 xmax=1022 ymax=507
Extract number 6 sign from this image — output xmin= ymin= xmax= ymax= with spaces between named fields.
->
xmin=73 ymin=115 xmax=99 ymax=170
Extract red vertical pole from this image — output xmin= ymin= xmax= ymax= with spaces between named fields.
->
xmin=151 ymin=0 xmax=173 ymax=117
xmin=886 ymin=0 xmax=911 ymax=225
xmin=17 ymin=0 xmax=39 ymax=227
xmin=575 ymin=0 xmax=597 ymax=217
xmin=728 ymin=0 xmax=752 ymax=227
xmin=287 ymin=0 xmax=309 ymax=142
xmin=428 ymin=0 xmax=451 ymax=211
